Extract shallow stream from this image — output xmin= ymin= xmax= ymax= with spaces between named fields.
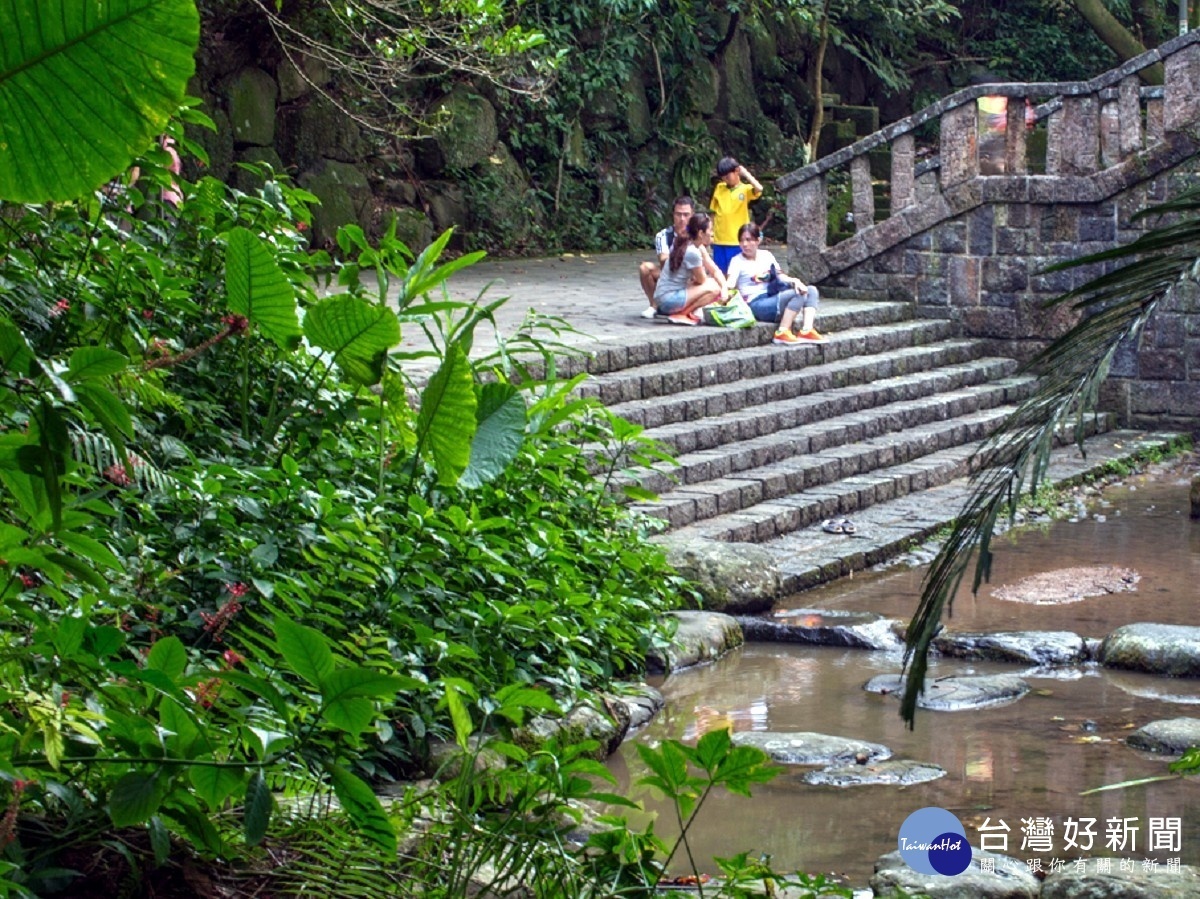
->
xmin=609 ymin=462 xmax=1200 ymax=886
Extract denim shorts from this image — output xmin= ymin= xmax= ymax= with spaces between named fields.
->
xmin=655 ymin=288 xmax=688 ymax=315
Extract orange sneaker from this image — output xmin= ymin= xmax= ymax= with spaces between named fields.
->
xmin=773 ymin=329 xmax=803 ymax=345
xmin=797 ymin=328 xmax=826 ymax=342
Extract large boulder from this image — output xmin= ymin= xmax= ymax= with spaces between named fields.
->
xmin=718 ymin=30 xmax=764 ymax=125
xmin=299 ymin=161 xmax=372 ymax=247
xmin=424 ymin=181 xmax=469 ymax=237
xmin=871 ymin=849 xmax=1040 ymax=898
xmin=1099 ymin=623 xmax=1200 ymax=677
xmin=1040 ymin=857 xmax=1200 ymax=897
xmin=732 ymin=731 xmax=890 ymax=766
xmin=224 ymin=67 xmax=278 ymax=147
xmin=657 ymin=538 xmax=780 ymax=614
xmin=276 ymin=53 xmax=331 ymax=103
xmin=646 ymin=610 xmax=743 ymax=673
xmin=1126 ymin=717 xmax=1200 ymax=754
xmin=423 ymin=87 xmax=498 ymax=172
xmin=277 ymin=94 xmax=365 ymax=172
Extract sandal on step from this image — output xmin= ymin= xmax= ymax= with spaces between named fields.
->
xmin=840 ymin=518 xmax=857 ymax=535
xmin=821 ymin=519 xmax=845 ymax=534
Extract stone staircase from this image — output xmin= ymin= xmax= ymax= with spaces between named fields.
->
xmin=579 ymin=299 xmax=1181 ymax=595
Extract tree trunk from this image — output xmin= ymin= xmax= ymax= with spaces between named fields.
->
xmin=1071 ymin=0 xmax=1164 ymax=83
xmin=806 ymin=0 xmax=833 ymax=160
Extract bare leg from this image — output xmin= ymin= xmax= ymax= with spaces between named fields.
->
xmin=801 ymin=306 xmax=817 ymax=332
xmin=639 ymin=262 xmax=659 ymax=303
xmin=778 ymin=308 xmax=799 ymax=333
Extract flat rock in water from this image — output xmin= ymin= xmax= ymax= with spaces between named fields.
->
xmin=871 ymin=849 xmax=1039 ymax=898
xmin=1040 ymin=857 xmax=1200 ymax=897
xmin=1126 ymin=717 xmax=1200 ymax=755
xmin=991 ymin=565 xmax=1139 ymax=604
xmin=645 ymin=610 xmax=743 ymax=673
xmin=803 ymin=759 xmax=944 ymax=787
xmin=1099 ymin=623 xmax=1200 ymax=677
xmin=732 ymin=731 xmax=891 ymax=765
xmin=865 ymin=673 xmax=1029 ymax=711
xmin=932 ymin=630 xmax=1088 ymax=666
xmin=737 ymin=608 xmax=904 ymax=650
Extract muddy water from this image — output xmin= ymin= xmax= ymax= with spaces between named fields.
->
xmin=610 ymin=464 xmax=1200 ymax=886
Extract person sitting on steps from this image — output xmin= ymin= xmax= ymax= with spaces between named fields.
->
xmin=725 ymin=223 xmax=825 ymax=345
xmin=638 ymin=196 xmax=695 ymax=318
xmin=652 ymin=212 xmax=727 ymax=326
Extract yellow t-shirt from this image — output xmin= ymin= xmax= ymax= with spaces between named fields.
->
xmin=709 ymin=181 xmax=763 ymax=245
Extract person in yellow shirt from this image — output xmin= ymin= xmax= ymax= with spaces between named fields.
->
xmin=709 ymin=157 xmax=763 ymax=273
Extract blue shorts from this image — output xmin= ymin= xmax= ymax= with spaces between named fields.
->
xmin=655 ymin=288 xmax=688 ymax=315
xmin=711 ymin=244 xmax=739 ymax=274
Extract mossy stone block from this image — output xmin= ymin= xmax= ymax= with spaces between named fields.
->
xmin=226 ymin=67 xmax=278 ymax=147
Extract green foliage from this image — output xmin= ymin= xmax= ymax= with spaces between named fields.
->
xmin=961 ymin=0 xmax=1116 ymax=81
xmin=0 ymin=0 xmax=200 ymax=203
xmin=0 ymin=3 xmax=691 ymax=890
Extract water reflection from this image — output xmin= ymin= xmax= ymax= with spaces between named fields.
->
xmin=610 ymin=466 xmax=1200 ymax=886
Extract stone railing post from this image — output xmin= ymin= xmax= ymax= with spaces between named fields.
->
xmin=1118 ymin=76 xmax=1142 ymax=157
xmin=1164 ymin=42 xmax=1200 ymax=132
xmin=1147 ymin=100 xmax=1165 ymax=142
xmin=891 ymin=134 xmax=915 ymax=210
xmin=939 ymin=103 xmax=977 ymax=187
xmin=851 ymin=156 xmax=874 ymax=232
xmin=1100 ymin=100 xmax=1121 ymax=167
xmin=787 ymin=175 xmax=827 ymax=265
xmin=1004 ymin=100 xmax=1027 ymax=174
xmin=1049 ymin=96 xmax=1098 ymax=175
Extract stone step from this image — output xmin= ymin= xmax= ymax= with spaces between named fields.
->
xmin=623 ymin=370 xmax=1035 ymax=496
xmin=633 ymin=403 xmax=1034 ymax=533
xmin=758 ymin=430 xmax=1184 ymax=594
xmin=556 ymin=300 xmax=913 ymax=380
xmin=622 ymin=353 xmax=1021 ymax=444
xmin=582 ymin=318 xmax=960 ymax=406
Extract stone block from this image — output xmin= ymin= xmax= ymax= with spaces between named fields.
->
xmin=225 ymin=67 xmax=278 ymax=147
xmin=981 ymin=257 xmax=1028 ymax=292
xmin=968 ymin=205 xmax=996 ymax=255
xmin=1140 ymin=350 xmax=1186 ymax=381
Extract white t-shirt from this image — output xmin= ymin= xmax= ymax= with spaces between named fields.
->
xmin=726 ymin=250 xmax=781 ymax=301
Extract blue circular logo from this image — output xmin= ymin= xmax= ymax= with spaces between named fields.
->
xmin=897 ymin=807 xmax=972 ymax=876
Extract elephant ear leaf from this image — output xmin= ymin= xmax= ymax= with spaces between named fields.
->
xmin=225 ymin=227 xmax=302 ymax=350
xmin=415 ymin=344 xmax=477 ymax=486
xmin=303 ymin=295 xmax=401 ymax=386
xmin=459 ymin=382 xmax=525 ymax=488
xmin=0 ymin=0 xmax=201 ymax=203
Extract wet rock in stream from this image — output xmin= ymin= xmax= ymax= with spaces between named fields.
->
xmin=1126 ymin=717 xmax=1200 ymax=755
xmin=803 ymin=758 xmax=945 ymax=787
xmin=865 ymin=673 xmax=1030 ymax=711
xmin=931 ymin=630 xmax=1090 ymax=666
xmin=871 ymin=849 xmax=1040 ymax=897
xmin=732 ymin=731 xmax=891 ymax=766
xmin=737 ymin=608 xmax=905 ymax=650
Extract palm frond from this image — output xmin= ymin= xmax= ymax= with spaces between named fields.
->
xmin=901 ymin=182 xmax=1200 ymax=726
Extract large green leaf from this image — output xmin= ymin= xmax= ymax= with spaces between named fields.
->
xmin=0 ymin=0 xmax=200 ymax=202
xmin=320 ymin=667 xmax=420 ymax=735
xmin=415 ymin=344 xmax=477 ymax=486
xmin=65 ymin=347 xmax=128 ymax=382
xmin=109 ymin=771 xmax=165 ymax=826
xmin=459 ymin=382 xmax=525 ymax=488
xmin=243 ymin=770 xmax=273 ymax=846
xmin=304 ymin=294 xmax=401 ymax=386
xmin=274 ymin=616 xmax=334 ymax=688
xmin=326 ymin=763 xmax=396 ymax=853
xmin=224 ymin=227 xmax=302 ymax=350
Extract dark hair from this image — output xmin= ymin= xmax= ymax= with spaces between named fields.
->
xmin=716 ymin=157 xmax=739 ymax=177
xmin=673 ymin=195 xmax=695 ymax=212
xmin=668 ymin=212 xmax=712 ymax=273
xmin=737 ymin=222 xmax=761 ymax=241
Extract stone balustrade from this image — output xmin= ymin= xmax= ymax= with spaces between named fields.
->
xmin=780 ymin=29 xmax=1200 ymax=285
xmin=778 ymin=31 xmax=1200 ymax=432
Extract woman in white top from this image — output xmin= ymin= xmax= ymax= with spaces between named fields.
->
xmin=652 ymin=213 xmax=727 ymax=325
xmin=726 ymin=223 xmax=825 ymax=345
